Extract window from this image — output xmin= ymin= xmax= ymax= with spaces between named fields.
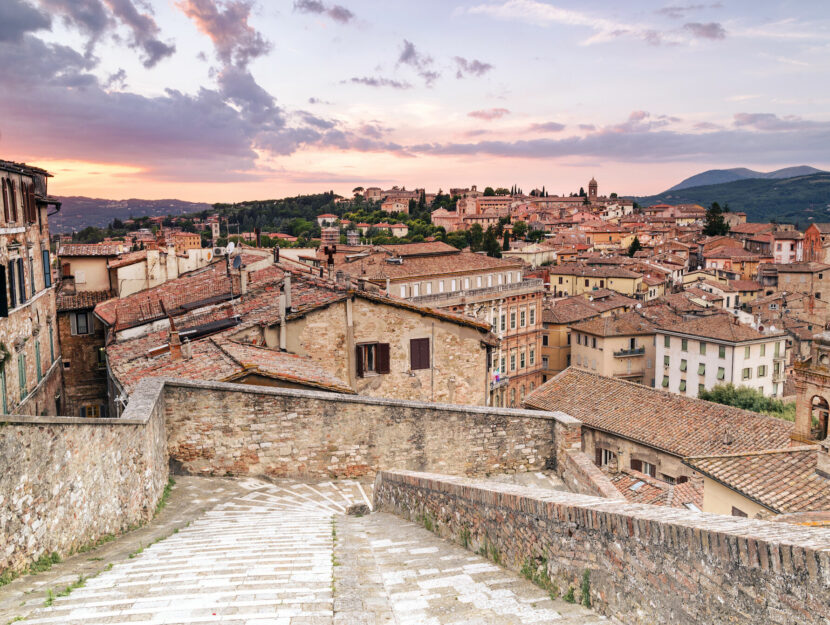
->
xmin=0 ymin=266 xmax=6 ymax=318
xmin=698 ymin=363 xmax=705 ymax=375
xmin=35 ymin=341 xmax=41 ymax=383
xmin=629 ymin=337 xmax=636 ymax=350
xmin=71 ymin=312 xmax=91 ymax=336
xmin=48 ymin=325 xmax=54 ymax=362
xmin=584 ymin=279 xmax=589 ymax=287
xmin=558 ymin=276 xmax=563 ymax=285
xmin=699 ymin=343 xmax=706 ymax=355
xmin=500 ymin=314 xmax=506 ymax=332
xmin=664 ymin=335 xmax=670 ymax=348
xmin=774 ymin=342 xmax=780 ymax=358
xmin=542 ymin=334 xmax=549 ymax=347
xmin=400 ymin=285 xmax=406 ymax=298
xmin=0 ymin=367 xmax=5 ymax=414
xmin=520 ymin=351 xmax=526 ymax=368
xmin=28 ymin=255 xmax=35 ymax=298
xmin=680 ymin=359 xmax=687 ymax=372
xmin=476 ymin=276 xmax=482 ymax=288
xmin=529 ymin=307 xmax=535 ymax=325
xmin=661 ymin=376 xmax=669 ymax=388
xmin=757 ymin=365 xmax=767 ymax=377
xmin=679 ymin=379 xmax=687 ymax=392
xmin=742 ymin=367 xmax=751 ymax=380
xmin=664 ymin=355 xmax=670 ymax=367
xmin=774 ymin=361 xmax=780 ymax=376
xmin=510 ymin=311 xmax=516 ymax=329
xmin=596 ymin=447 xmax=617 ymax=467
xmin=355 ymin=343 xmax=390 ymax=377
xmin=425 ymin=282 xmax=432 ymax=295
xmin=744 ymin=346 xmax=751 ymax=358
xmin=438 ymin=280 xmax=444 ymax=293
xmin=760 ymin=344 xmax=765 ymax=357
xmin=591 ymin=337 xmax=597 ymax=349
xmin=631 ymin=459 xmax=656 ymax=477
xmin=719 ymin=345 xmax=726 ymax=359
xmin=717 ymin=367 xmax=725 ymax=380
xmin=410 ymin=338 xmax=430 ymax=370
xmin=566 ymin=354 xmax=571 ymax=366
xmin=451 ymin=279 xmax=457 ymax=291
xmin=81 ymin=404 xmax=101 ymax=418
xmin=42 ymin=250 xmax=51 ymax=288
xmin=506 ymin=273 xmax=512 ymax=284
xmin=510 ymin=352 xmax=516 ymax=371
xmin=542 ymin=356 xmax=549 ymax=368
xmin=699 ymin=383 xmax=706 ymax=395
xmin=500 ymin=357 xmax=505 ymax=373
xmin=681 ymin=339 xmax=688 ymax=351
xmin=412 ymin=283 xmax=419 ymax=297
xmin=566 ymin=333 xmax=571 ymax=346
xmin=529 ymin=346 xmax=535 ymax=366
xmin=520 ymin=309 xmax=526 ymax=327
xmin=661 ymin=474 xmax=677 ymax=485
xmin=464 ymin=278 xmax=470 ymax=289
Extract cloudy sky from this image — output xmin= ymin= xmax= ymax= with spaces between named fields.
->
xmin=1 ymin=0 xmax=828 ymax=201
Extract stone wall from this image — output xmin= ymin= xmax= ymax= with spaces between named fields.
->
xmin=161 ymin=379 xmax=571 ymax=479
xmin=0 ymin=378 xmax=168 ymax=576
xmin=374 ymin=470 xmax=830 ymax=625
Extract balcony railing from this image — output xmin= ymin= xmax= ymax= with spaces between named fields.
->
xmin=410 ymin=279 xmax=544 ymax=306
xmin=613 ymin=347 xmax=646 ymax=358
xmin=490 ymin=376 xmax=509 ymax=391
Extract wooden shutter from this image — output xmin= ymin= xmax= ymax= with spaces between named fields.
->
xmin=42 ymin=250 xmax=51 ymax=288
xmin=410 ymin=338 xmax=430 ymax=370
xmin=595 ymin=447 xmax=602 ymax=467
xmin=10 ymin=180 xmax=17 ymax=222
xmin=1 ymin=178 xmax=7 ymax=223
xmin=377 ymin=343 xmax=390 ymax=374
xmin=631 ymin=459 xmax=643 ymax=473
xmin=355 ymin=345 xmax=364 ymax=378
xmin=27 ymin=184 xmax=36 ymax=223
xmin=16 ymin=259 xmax=25 ymax=304
xmin=8 ymin=263 xmax=16 ymax=309
xmin=70 ymin=313 xmax=78 ymax=336
xmin=0 ymin=266 xmax=7 ymax=318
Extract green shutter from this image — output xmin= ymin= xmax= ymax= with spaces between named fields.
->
xmin=680 ymin=359 xmax=687 ymax=372
xmin=35 ymin=342 xmax=42 ymax=382
xmin=698 ymin=363 xmax=705 ymax=375
xmin=18 ymin=353 xmax=26 ymax=398
xmin=661 ymin=376 xmax=669 ymax=388
xmin=1 ymin=367 xmax=6 ymax=414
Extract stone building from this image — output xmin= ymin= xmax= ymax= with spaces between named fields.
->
xmin=792 ymin=331 xmax=830 ymax=443
xmin=56 ymin=289 xmax=114 ymax=417
xmin=0 ymin=160 xmax=63 ymax=415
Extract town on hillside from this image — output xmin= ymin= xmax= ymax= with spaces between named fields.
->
xmin=2 ymin=159 xmax=829 ymax=624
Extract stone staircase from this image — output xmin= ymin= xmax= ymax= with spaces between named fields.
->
xmin=20 ymin=476 xmax=609 ymax=625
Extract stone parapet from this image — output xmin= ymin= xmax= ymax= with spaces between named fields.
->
xmin=374 ymin=470 xmax=830 ymax=625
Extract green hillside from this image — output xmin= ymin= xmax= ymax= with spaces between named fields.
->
xmin=636 ymin=173 xmax=830 ymax=225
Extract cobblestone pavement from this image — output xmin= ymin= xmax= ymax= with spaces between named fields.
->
xmin=10 ymin=474 xmax=607 ymax=625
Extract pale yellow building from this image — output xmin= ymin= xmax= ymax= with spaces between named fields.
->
xmin=548 ymin=264 xmax=643 ymax=298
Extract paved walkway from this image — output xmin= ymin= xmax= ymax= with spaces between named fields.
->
xmin=6 ymin=475 xmax=608 ymax=625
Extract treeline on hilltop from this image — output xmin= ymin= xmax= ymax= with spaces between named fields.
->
xmin=64 ymin=191 xmax=539 ymax=256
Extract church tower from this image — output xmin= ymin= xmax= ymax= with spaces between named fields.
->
xmin=588 ymin=177 xmax=598 ymax=202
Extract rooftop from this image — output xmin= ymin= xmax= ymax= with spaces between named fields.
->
xmin=659 ymin=314 xmax=784 ymax=343
xmin=524 ymin=368 xmax=794 ymax=458
xmin=570 ymin=310 xmax=656 ymax=337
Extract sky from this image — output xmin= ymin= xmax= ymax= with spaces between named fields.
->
xmin=1 ymin=0 xmax=829 ymax=202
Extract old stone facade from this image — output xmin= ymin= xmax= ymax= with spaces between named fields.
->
xmin=374 ymin=470 xmax=830 ymax=625
xmin=792 ymin=331 xmax=830 ymax=442
xmin=0 ymin=161 xmax=63 ymax=416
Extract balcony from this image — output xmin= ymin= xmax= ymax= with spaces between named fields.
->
xmin=490 ymin=376 xmax=509 ymax=391
xmin=613 ymin=347 xmax=646 ymax=358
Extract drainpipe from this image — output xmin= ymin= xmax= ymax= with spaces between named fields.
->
xmin=279 ymin=293 xmax=287 ymax=351
xmin=346 ymin=297 xmax=355 ymax=389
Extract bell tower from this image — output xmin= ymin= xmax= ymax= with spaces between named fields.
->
xmin=588 ymin=177 xmax=598 ymax=202
xmin=793 ymin=332 xmax=830 ymax=443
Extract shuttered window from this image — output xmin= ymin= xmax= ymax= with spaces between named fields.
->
xmin=8 ymin=263 xmax=16 ymax=309
xmin=1 ymin=178 xmax=8 ymax=223
xmin=42 ymin=250 xmax=51 ymax=288
xmin=16 ymin=259 xmax=25 ymax=304
xmin=355 ymin=342 xmax=390 ymax=377
xmin=410 ymin=338 xmax=430 ymax=370
xmin=35 ymin=342 xmax=42 ymax=382
xmin=18 ymin=353 xmax=26 ymax=399
xmin=0 ymin=266 xmax=6 ymax=318
xmin=10 ymin=180 xmax=17 ymax=222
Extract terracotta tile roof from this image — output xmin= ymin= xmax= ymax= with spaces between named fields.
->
xmin=605 ymin=469 xmax=703 ymax=509
xmin=570 ymin=310 xmax=656 ymax=337
xmin=543 ymin=291 xmax=637 ymax=325
xmin=376 ymin=243 xmax=461 ymax=257
xmin=58 ymin=243 xmax=124 ymax=257
xmin=524 ymin=368 xmax=794 ymax=458
xmin=57 ymin=289 xmax=116 ymax=311
xmin=95 ymin=261 xmax=239 ymax=331
xmin=107 ymin=250 xmax=147 ymax=269
xmin=548 ymin=263 xmax=642 ymax=279
xmin=662 ymin=314 xmax=784 ymax=343
xmin=683 ymin=447 xmax=830 ymax=514
xmin=777 ymin=262 xmax=830 ymax=273
xmin=729 ymin=279 xmax=762 ymax=292
xmin=332 ymin=248 xmax=522 ymax=281
xmin=730 ymin=223 xmax=774 ymax=235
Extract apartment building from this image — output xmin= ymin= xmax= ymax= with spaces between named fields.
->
xmin=412 ymin=278 xmax=545 ymax=407
xmin=547 ymin=264 xmax=643 ymax=298
xmin=0 ymin=161 xmax=63 ymax=415
xmin=655 ymin=315 xmax=787 ymax=398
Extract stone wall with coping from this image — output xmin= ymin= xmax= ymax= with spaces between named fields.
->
xmin=160 ymin=378 xmax=573 ymax=479
xmin=374 ymin=470 xmax=830 ymax=625
xmin=0 ymin=378 xmax=168 ymax=576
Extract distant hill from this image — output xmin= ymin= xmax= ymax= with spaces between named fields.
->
xmin=668 ymin=166 xmax=826 ymax=192
xmin=49 ymin=196 xmax=213 ymax=233
xmin=636 ymin=173 xmax=830 ymax=225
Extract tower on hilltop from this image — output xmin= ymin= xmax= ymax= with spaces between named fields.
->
xmin=588 ymin=177 xmax=598 ymax=201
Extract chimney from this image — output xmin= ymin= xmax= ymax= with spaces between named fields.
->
xmin=169 ymin=327 xmax=182 ymax=361
xmin=284 ymin=274 xmax=292 ymax=310
xmin=818 ymin=441 xmax=830 ymax=479
xmin=274 ymin=246 xmax=280 ymax=263
xmin=278 ymin=292 xmax=287 ymax=351
xmin=240 ymin=269 xmax=249 ymax=295
xmin=182 ymin=338 xmax=192 ymax=360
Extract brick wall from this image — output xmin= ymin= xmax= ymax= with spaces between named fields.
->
xmin=374 ymin=470 xmax=830 ymax=625
xmin=0 ymin=378 xmax=168 ymax=576
xmin=161 ymin=379 xmax=568 ymax=479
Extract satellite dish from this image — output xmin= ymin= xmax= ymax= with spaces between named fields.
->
xmin=233 ymin=255 xmax=243 ymax=269
xmin=227 ymin=241 xmax=236 ymax=255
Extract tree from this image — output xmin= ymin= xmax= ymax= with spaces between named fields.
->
xmin=512 ymin=220 xmax=528 ymax=239
xmin=578 ymin=187 xmax=586 ymax=197
xmin=703 ymin=201 xmax=731 ymax=236
xmin=353 ymin=186 xmax=364 ymax=196
xmin=483 ymin=227 xmax=501 ymax=257
xmin=502 ymin=231 xmax=510 ymax=251
xmin=699 ymin=384 xmax=795 ymax=421
xmin=610 ymin=192 xmax=618 ymax=199
xmin=527 ymin=229 xmax=546 ymax=243
xmin=469 ymin=223 xmax=484 ymax=251
xmin=627 ymin=236 xmax=642 ymax=257
xmin=418 ymin=189 xmax=426 ymax=211
xmin=494 ymin=187 xmax=510 ymax=196
xmin=483 ymin=186 xmax=496 ymax=196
